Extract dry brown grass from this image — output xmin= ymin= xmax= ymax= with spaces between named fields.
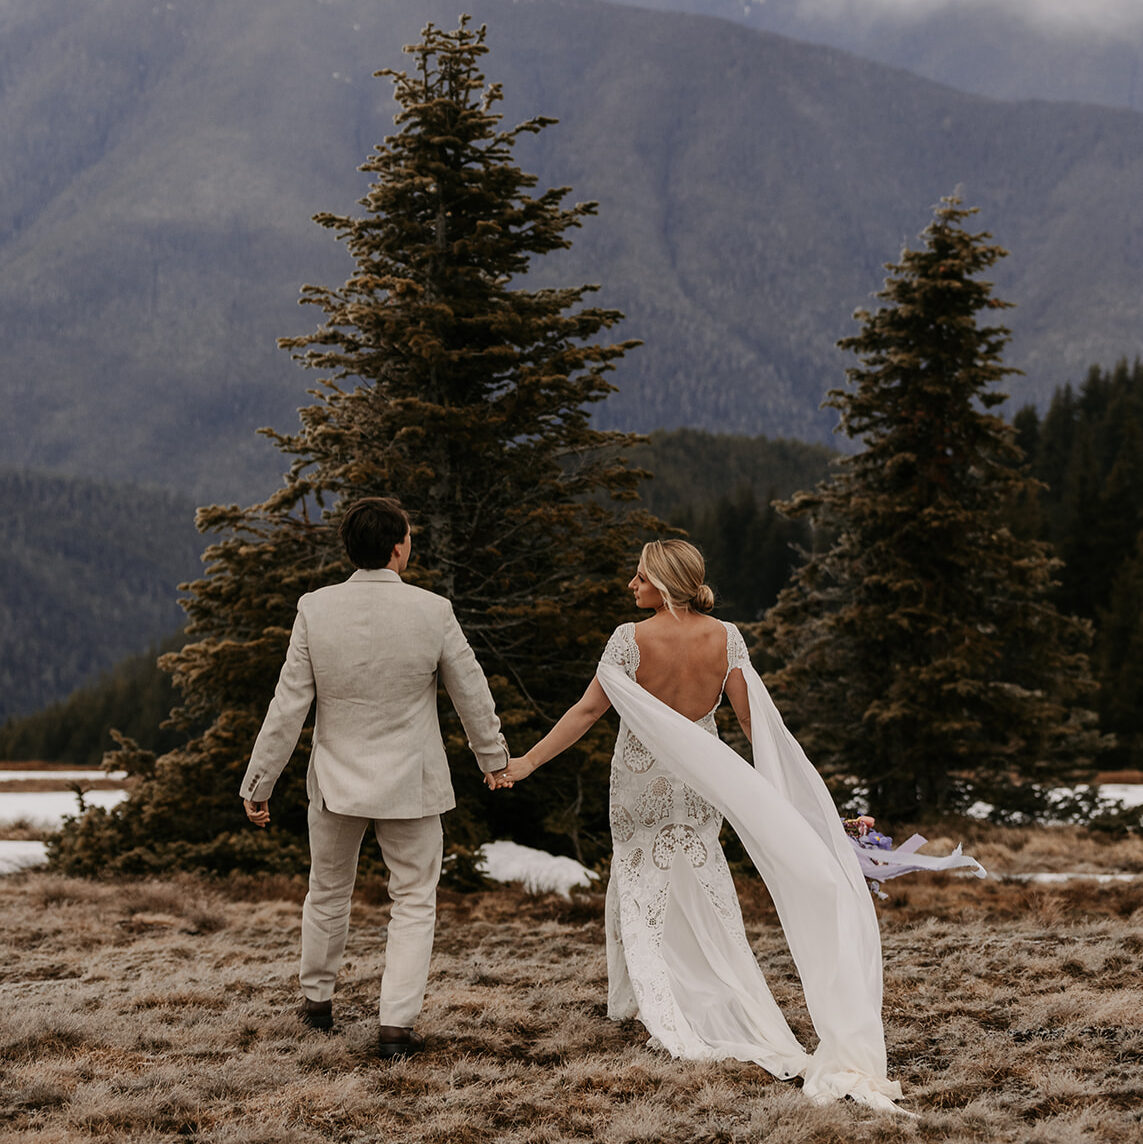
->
xmin=0 ymin=780 xmax=127 ymax=794
xmin=1 ymin=825 xmax=1141 ymax=1143
xmin=0 ymin=819 xmax=51 ymax=842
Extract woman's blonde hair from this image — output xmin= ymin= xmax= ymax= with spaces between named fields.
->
xmin=640 ymin=540 xmax=715 ymax=615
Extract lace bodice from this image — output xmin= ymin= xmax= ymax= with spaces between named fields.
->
xmin=600 ymin=620 xmax=751 ymax=719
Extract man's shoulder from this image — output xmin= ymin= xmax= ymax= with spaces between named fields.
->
xmin=300 ymin=576 xmax=453 ymax=615
xmin=392 ymin=580 xmax=454 ymax=615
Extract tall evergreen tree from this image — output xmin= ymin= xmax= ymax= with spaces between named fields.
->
xmin=763 ymin=197 xmax=1104 ymax=821
xmin=50 ymin=18 xmax=653 ymax=876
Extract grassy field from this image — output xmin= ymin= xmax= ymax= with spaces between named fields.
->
xmin=1 ymin=825 xmax=1141 ymax=1143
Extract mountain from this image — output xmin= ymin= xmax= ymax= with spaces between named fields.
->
xmin=623 ymin=0 xmax=1143 ymax=111
xmin=0 ymin=468 xmax=203 ymax=721
xmin=2 ymin=0 xmax=1143 ymax=499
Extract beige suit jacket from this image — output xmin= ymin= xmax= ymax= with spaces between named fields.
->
xmin=238 ymin=569 xmax=507 ymax=819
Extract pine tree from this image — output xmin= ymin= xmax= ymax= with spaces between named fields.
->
xmin=49 ymin=18 xmax=653 ymax=876
xmin=762 ymin=197 xmax=1105 ymax=822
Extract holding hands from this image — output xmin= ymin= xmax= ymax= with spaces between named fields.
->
xmin=486 ymin=755 xmax=539 ymax=790
xmin=485 ymin=679 xmax=608 ymax=791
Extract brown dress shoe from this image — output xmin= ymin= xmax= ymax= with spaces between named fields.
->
xmin=377 ymin=1025 xmax=425 ymax=1059
xmin=300 ymin=997 xmax=333 ymax=1031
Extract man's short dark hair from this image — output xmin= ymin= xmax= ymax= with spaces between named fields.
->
xmin=339 ymin=497 xmax=410 ymax=569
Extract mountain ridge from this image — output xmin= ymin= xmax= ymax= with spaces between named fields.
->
xmin=1 ymin=0 xmax=1141 ymax=498
xmin=617 ymin=0 xmax=1143 ymax=111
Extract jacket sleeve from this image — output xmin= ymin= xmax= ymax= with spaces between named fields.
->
xmin=437 ymin=606 xmax=509 ymax=773
xmin=238 ymin=607 xmax=315 ymax=801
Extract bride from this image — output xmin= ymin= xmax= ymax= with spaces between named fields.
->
xmin=496 ymin=539 xmax=910 ymax=1110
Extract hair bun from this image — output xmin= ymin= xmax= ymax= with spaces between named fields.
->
xmin=693 ymin=584 xmax=715 ymax=613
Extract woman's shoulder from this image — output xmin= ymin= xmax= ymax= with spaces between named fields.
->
xmin=720 ymin=621 xmax=752 ymax=667
xmin=601 ymin=622 xmax=637 ymax=665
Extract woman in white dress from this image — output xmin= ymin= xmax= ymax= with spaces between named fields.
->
xmin=498 ymin=540 xmax=909 ymax=1110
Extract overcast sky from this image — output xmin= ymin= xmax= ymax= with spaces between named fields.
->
xmin=796 ymin=0 xmax=1143 ymax=35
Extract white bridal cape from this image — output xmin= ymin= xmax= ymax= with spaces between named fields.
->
xmin=595 ymin=621 xmax=904 ymax=1109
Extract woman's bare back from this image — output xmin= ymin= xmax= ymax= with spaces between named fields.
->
xmin=633 ymin=612 xmax=729 ymax=721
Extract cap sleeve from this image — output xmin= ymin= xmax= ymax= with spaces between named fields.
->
xmin=600 ymin=623 xmax=639 ymax=679
xmin=725 ymin=622 xmax=751 ymax=671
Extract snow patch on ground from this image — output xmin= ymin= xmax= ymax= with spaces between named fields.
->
xmin=478 ymin=840 xmax=598 ymax=899
xmin=967 ymin=783 xmax=1143 ymax=820
xmin=0 ymin=770 xmax=127 ymax=783
xmin=0 ymin=841 xmax=49 ymax=874
xmin=0 ymin=789 xmax=128 ymax=827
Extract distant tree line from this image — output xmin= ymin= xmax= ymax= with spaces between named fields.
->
xmin=630 ymin=429 xmax=831 ymax=622
xmin=1014 ymin=358 xmax=1143 ymax=772
xmin=0 ymin=635 xmax=189 ymax=768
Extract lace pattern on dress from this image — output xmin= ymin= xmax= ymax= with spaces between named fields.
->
xmin=601 ymin=623 xmax=639 ymax=676
xmin=603 ymin=620 xmax=762 ymax=1053
xmin=725 ymin=622 xmax=751 ymax=672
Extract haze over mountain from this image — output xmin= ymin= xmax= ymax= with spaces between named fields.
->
xmin=627 ymin=0 xmax=1143 ymax=110
xmin=2 ymin=0 xmax=1142 ymax=499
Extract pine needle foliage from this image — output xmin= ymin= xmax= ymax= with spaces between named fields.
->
xmin=763 ymin=197 xmax=1106 ymax=822
xmin=1017 ymin=358 xmax=1143 ymax=769
xmin=49 ymin=18 xmax=654 ymax=877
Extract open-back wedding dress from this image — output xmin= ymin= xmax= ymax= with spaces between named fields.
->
xmin=597 ymin=620 xmax=904 ymax=1108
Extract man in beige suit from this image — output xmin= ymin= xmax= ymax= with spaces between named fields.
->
xmin=239 ymin=497 xmax=508 ymax=1058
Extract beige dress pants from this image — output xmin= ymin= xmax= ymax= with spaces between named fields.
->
xmin=300 ymin=799 xmax=443 ymax=1028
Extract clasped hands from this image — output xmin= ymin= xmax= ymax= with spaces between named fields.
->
xmin=484 ymin=755 xmax=536 ymax=790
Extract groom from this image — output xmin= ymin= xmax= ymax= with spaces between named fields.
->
xmin=239 ymin=496 xmax=508 ymax=1057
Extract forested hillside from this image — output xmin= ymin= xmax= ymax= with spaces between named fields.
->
xmin=0 ymin=469 xmax=202 ymax=721
xmin=0 ymin=634 xmax=186 ymax=768
xmin=631 ymin=430 xmax=833 ymax=620
xmin=2 ymin=0 xmax=1142 ymax=498
xmin=0 ymin=431 xmax=831 ymax=760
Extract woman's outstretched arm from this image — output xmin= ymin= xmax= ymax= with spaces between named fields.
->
xmin=499 ymin=677 xmax=612 ymax=784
